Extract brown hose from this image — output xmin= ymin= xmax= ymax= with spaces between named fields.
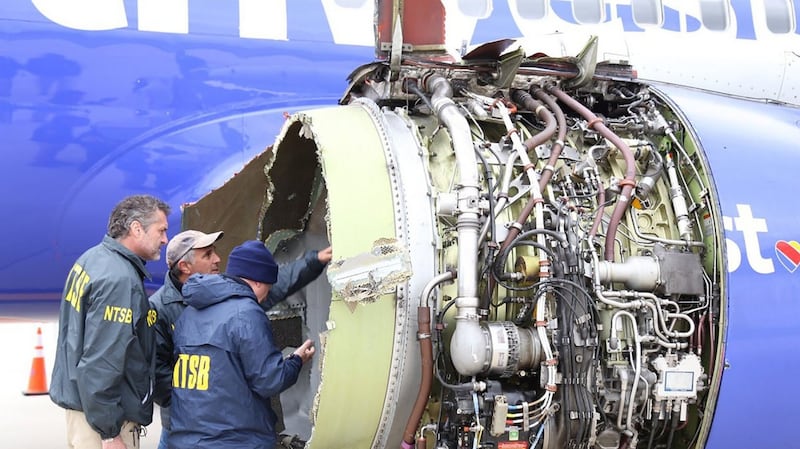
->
xmin=402 ymin=306 xmax=433 ymax=448
xmin=511 ymin=89 xmax=557 ymax=152
xmin=497 ymin=89 xmax=559 ymax=255
xmin=533 ymin=88 xmax=567 ymax=189
xmin=548 ymin=86 xmax=636 ymax=261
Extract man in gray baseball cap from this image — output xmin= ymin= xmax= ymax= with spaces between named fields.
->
xmin=165 ymin=230 xmax=225 ymax=270
xmin=149 ymin=229 xmax=225 ymax=449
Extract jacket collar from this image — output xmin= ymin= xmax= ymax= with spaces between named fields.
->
xmin=161 ymin=272 xmax=186 ymax=305
xmin=102 ymin=235 xmax=152 ymax=280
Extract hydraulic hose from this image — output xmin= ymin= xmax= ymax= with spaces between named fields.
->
xmin=497 ymin=89 xmax=558 ymax=255
xmin=549 ymin=85 xmax=637 ymax=261
xmin=401 ymin=306 xmax=433 ymax=449
xmin=533 ymin=88 xmax=566 ymax=189
xmin=404 ymin=271 xmax=456 ymax=448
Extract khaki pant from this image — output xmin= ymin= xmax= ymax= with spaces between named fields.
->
xmin=65 ymin=409 xmax=140 ymax=449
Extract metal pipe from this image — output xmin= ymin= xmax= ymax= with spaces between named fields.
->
xmin=424 ymin=73 xmax=485 ymax=376
xmin=612 ymin=311 xmax=643 ymax=430
xmin=664 ymin=153 xmax=693 ymax=241
xmin=425 ymin=73 xmax=480 ymax=299
xmin=493 ymin=100 xmax=550 ymax=281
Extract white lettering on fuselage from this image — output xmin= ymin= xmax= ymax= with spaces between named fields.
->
xmin=138 ymin=0 xmax=188 ymax=34
xmin=724 ymin=204 xmax=775 ymax=274
xmin=32 ymin=0 xmax=127 ymax=30
xmin=31 ymin=0 xmax=371 ymax=43
xmin=240 ymin=0 xmax=288 ymax=41
xmin=29 ymin=0 xmax=790 ymax=44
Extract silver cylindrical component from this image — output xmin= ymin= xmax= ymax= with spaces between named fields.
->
xmin=596 ymin=428 xmax=621 ymax=449
xmin=449 ymin=311 xmax=487 ymax=376
xmin=596 ymin=256 xmax=660 ymax=291
xmin=436 ymin=192 xmax=458 ymax=217
xmin=450 ymin=319 xmax=544 ymax=377
xmin=484 ymin=322 xmax=542 ymax=377
xmin=637 ymin=175 xmax=657 ymax=199
xmin=665 ymin=153 xmax=692 ymax=241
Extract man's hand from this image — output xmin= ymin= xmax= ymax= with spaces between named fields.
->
xmin=101 ymin=435 xmax=127 ymax=449
xmin=293 ymin=339 xmax=315 ymax=363
xmin=317 ymin=246 xmax=332 ymax=264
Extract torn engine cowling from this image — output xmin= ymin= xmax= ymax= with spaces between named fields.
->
xmin=189 ymin=53 xmax=724 ymax=449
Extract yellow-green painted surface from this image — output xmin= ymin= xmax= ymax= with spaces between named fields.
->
xmin=287 ymin=105 xmax=399 ymax=448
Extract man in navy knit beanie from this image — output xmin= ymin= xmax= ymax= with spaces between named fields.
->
xmin=150 ymin=235 xmax=331 ymax=449
xmin=226 ymin=240 xmax=280 ymax=284
xmin=169 ymin=240 xmax=316 ymax=449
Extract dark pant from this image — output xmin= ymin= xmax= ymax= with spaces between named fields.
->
xmin=157 ymin=428 xmax=169 ymax=449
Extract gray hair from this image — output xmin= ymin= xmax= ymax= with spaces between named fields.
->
xmin=107 ymin=195 xmax=171 ymax=239
xmin=169 ymin=247 xmax=196 ymax=276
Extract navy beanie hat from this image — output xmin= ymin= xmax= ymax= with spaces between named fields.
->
xmin=226 ymin=240 xmax=278 ymax=284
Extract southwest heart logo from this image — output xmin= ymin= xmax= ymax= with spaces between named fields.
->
xmin=775 ymin=240 xmax=800 ymax=273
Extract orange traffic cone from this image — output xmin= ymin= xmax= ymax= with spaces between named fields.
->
xmin=22 ymin=326 xmax=49 ymax=396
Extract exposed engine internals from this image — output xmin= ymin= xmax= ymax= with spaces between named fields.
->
xmin=339 ymin=53 xmax=724 ymax=449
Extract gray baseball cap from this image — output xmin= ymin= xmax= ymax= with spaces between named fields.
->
xmin=166 ymin=230 xmax=224 ymax=268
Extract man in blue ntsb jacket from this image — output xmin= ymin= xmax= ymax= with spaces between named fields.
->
xmin=150 ymin=230 xmax=330 ymax=449
xmin=169 ymin=240 xmax=315 ymax=449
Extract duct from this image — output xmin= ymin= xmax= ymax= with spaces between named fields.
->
xmin=424 ymin=73 xmax=485 ymax=377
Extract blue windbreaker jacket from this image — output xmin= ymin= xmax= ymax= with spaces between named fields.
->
xmin=150 ymin=250 xmax=324 ymax=428
xmin=169 ymin=274 xmax=302 ymax=449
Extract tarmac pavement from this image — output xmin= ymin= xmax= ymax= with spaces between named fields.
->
xmin=0 ymin=317 xmax=164 ymax=448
